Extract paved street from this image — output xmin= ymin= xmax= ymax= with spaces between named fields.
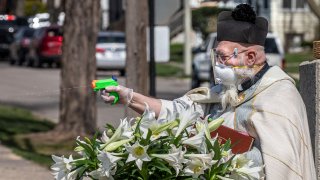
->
xmin=0 ymin=61 xmax=192 ymax=179
xmin=0 ymin=61 xmax=191 ymax=128
xmin=0 ymin=145 xmax=52 ymax=180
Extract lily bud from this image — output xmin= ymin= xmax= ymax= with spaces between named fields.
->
xmin=104 ymin=138 xmax=133 ymax=152
xmin=208 ymin=118 xmax=224 ymax=132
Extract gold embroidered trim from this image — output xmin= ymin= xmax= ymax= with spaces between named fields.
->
xmin=254 ymin=108 xmax=308 ymax=149
xmin=263 ymin=152 xmax=303 ymax=179
xmin=233 ymin=109 xmax=237 ymax=129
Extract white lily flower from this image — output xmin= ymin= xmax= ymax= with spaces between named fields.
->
xmin=182 ymin=130 xmax=207 ymax=153
xmin=219 ymin=149 xmax=233 ymax=165
xmin=175 ymin=108 xmax=201 ymax=137
xmin=150 ymin=130 xmax=168 ymax=141
xmin=184 ymin=152 xmax=216 ymax=167
xmin=195 ymin=116 xmax=211 ymax=140
xmin=89 ymin=151 xmax=122 ymax=179
xmin=139 ymin=103 xmax=158 ymax=138
xmin=139 ymin=103 xmax=172 ymax=140
xmin=183 ymin=156 xmax=210 ymax=178
xmin=104 ymin=118 xmax=132 ymax=147
xmin=229 ymin=154 xmax=264 ymax=180
xmin=101 ymin=131 xmax=110 ymax=143
xmin=151 ymin=145 xmax=186 ymax=176
xmin=51 ymin=155 xmax=75 ymax=180
xmin=125 ymin=142 xmax=151 ymax=170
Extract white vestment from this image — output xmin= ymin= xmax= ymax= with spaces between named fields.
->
xmin=159 ymin=66 xmax=316 ymax=179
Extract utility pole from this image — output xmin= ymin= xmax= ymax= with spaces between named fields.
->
xmin=125 ymin=0 xmax=149 ymax=116
xmin=149 ymin=0 xmax=156 ymax=97
xmin=184 ymin=0 xmax=192 ymax=76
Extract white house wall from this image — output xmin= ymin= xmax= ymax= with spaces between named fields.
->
xmin=271 ymin=0 xmax=318 ymax=46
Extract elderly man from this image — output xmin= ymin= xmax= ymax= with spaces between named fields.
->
xmin=101 ymin=4 xmax=316 ymax=179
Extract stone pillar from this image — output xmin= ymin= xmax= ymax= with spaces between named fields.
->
xmin=299 ymin=60 xmax=320 ymax=178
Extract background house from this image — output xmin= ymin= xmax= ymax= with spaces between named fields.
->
xmin=199 ymin=0 xmax=320 ymax=52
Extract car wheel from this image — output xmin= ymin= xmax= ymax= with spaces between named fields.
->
xmin=191 ymin=67 xmax=201 ymax=89
xmin=9 ymin=58 xmax=16 ymax=65
xmin=26 ymin=56 xmax=34 ymax=67
xmin=17 ymin=51 xmax=25 ymax=66
xmin=17 ymin=58 xmax=24 ymax=66
xmin=56 ymin=62 xmax=61 ymax=68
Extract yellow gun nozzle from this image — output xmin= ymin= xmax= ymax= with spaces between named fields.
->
xmin=91 ymin=80 xmax=97 ymax=89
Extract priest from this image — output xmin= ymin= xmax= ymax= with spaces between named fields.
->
xmin=101 ymin=4 xmax=316 ymax=179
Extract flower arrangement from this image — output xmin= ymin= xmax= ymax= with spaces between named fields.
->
xmin=51 ymin=104 xmax=263 ymax=180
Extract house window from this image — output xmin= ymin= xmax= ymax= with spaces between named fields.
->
xmin=282 ymin=0 xmax=306 ymax=10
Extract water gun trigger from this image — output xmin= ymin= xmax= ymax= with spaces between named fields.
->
xmin=91 ymin=77 xmax=119 ymax=104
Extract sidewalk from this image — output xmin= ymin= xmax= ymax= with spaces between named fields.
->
xmin=0 ymin=145 xmax=52 ymax=180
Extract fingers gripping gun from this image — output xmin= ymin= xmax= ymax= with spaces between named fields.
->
xmin=91 ymin=76 xmax=119 ymax=104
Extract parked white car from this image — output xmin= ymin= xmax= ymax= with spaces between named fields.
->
xmin=96 ymin=31 xmax=126 ymax=76
xmin=191 ymin=32 xmax=285 ymax=88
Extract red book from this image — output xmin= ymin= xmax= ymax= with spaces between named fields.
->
xmin=210 ymin=125 xmax=254 ymax=154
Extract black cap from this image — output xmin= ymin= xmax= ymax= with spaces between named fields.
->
xmin=217 ymin=4 xmax=268 ymax=46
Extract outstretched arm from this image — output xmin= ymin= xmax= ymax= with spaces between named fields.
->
xmin=100 ymin=86 xmax=162 ymax=117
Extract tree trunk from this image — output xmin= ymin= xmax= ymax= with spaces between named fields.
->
xmin=56 ymin=0 xmax=100 ymax=135
xmin=47 ymin=0 xmax=59 ymax=24
xmin=307 ymin=0 xmax=320 ymax=20
xmin=125 ymin=0 xmax=149 ymax=117
xmin=15 ymin=0 xmax=24 ymax=17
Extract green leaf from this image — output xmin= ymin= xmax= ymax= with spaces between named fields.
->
xmin=84 ymin=137 xmax=93 ymax=145
xmin=221 ymin=155 xmax=235 ymax=174
xmin=205 ymin=136 xmax=214 ymax=151
xmin=73 ymin=159 xmax=89 ymax=167
xmin=105 ymin=123 xmax=116 ymax=132
xmin=152 ymin=160 xmax=173 ymax=175
xmin=75 ymin=166 xmax=87 ymax=179
xmin=76 ymin=140 xmax=95 ymax=158
xmin=223 ymin=139 xmax=231 ymax=151
xmin=173 ymin=134 xmax=183 ymax=146
xmin=212 ymin=139 xmax=222 ymax=160
xmin=134 ymin=116 xmax=143 ymax=136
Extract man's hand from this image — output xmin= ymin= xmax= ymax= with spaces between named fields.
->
xmin=100 ymin=85 xmax=133 ymax=105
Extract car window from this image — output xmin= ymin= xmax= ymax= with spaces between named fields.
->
xmin=33 ymin=28 xmax=44 ymax=38
xmin=210 ymin=36 xmax=217 ymax=49
xmin=200 ymin=37 xmax=210 ymax=51
xmin=13 ymin=28 xmax=25 ymax=40
xmin=97 ymin=35 xmax=125 ymax=43
xmin=264 ymin=38 xmax=279 ymax=54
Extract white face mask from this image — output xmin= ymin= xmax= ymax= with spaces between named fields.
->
xmin=214 ymin=64 xmax=237 ymax=86
xmin=213 ymin=52 xmax=258 ymax=86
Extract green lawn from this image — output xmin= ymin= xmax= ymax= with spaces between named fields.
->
xmin=284 ymin=51 xmax=314 ymax=74
xmin=0 ymin=105 xmax=55 ymax=167
xmin=155 ymin=43 xmax=185 ymax=77
xmin=156 ymin=63 xmax=184 ymax=77
xmin=170 ymin=43 xmax=183 ymax=63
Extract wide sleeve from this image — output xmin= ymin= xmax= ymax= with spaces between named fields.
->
xmin=158 ymin=95 xmax=205 ymax=120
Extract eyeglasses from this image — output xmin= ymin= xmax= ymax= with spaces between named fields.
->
xmin=211 ymin=48 xmax=248 ymax=64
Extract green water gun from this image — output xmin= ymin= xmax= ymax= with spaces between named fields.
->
xmin=91 ymin=76 xmax=119 ymax=104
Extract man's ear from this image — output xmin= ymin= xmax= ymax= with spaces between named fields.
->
xmin=246 ymin=50 xmax=257 ymax=66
